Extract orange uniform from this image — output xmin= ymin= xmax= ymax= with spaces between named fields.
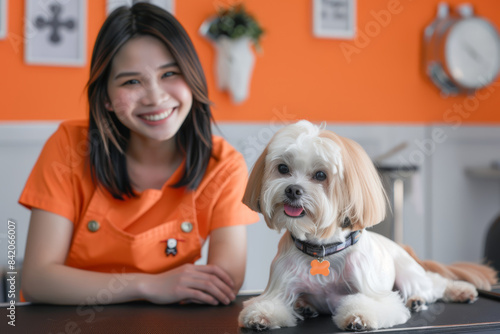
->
xmin=19 ymin=120 xmax=258 ymax=274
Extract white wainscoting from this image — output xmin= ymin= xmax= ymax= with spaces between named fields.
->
xmin=427 ymin=125 xmax=500 ymax=264
xmin=1 ymin=121 xmax=498 ymax=293
xmin=0 ymin=122 xmax=60 ymax=270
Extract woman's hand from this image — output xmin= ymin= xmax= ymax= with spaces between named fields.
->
xmin=141 ymin=263 xmax=236 ymax=305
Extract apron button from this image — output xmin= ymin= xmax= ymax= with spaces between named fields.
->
xmin=181 ymin=222 xmax=193 ymax=233
xmin=87 ymin=220 xmax=100 ymax=232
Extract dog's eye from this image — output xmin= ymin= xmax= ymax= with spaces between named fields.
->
xmin=278 ymin=164 xmax=289 ymax=174
xmin=314 ymin=171 xmax=327 ymax=181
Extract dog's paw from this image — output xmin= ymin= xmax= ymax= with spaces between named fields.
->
xmin=443 ymin=281 xmax=478 ymax=303
xmin=406 ymin=296 xmax=428 ymax=312
xmin=238 ymin=299 xmax=297 ymax=330
xmin=294 ymin=299 xmax=319 ymax=319
xmin=239 ymin=308 xmax=273 ymax=331
xmin=245 ymin=314 xmax=273 ymax=331
xmin=342 ymin=315 xmax=369 ymax=332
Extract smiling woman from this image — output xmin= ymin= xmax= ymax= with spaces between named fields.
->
xmin=18 ymin=3 xmax=259 ymax=306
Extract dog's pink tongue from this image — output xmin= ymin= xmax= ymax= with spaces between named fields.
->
xmin=284 ymin=204 xmax=304 ymax=217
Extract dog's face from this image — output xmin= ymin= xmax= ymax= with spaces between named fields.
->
xmin=243 ymin=121 xmax=386 ymax=241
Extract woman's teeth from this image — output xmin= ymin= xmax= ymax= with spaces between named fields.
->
xmin=141 ymin=109 xmax=173 ymax=121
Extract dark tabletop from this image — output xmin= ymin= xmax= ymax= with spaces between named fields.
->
xmin=2 ymin=294 xmax=500 ymax=334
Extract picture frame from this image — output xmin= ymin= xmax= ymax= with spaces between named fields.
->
xmin=313 ymin=0 xmax=356 ymax=39
xmin=0 ymin=0 xmax=7 ymax=40
xmin=107 ymin=0 xmax=175 ymax=15
xmin=25 ymin=0 xmax=86 ymax=67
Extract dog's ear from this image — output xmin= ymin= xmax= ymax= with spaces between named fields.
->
xmin=242 ymin=146 xmax=268 ymax=213
xmin=341 ymin=136 xmax=387 ymax=230
xmin=320 ymin=131 xmax=387 ymax=230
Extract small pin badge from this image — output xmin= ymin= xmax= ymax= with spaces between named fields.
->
xmin=160 ymin=238 xmax=184 ymax=256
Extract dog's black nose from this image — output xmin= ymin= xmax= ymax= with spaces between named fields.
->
xmin=285 ymin=185 xmax=304 ymax=200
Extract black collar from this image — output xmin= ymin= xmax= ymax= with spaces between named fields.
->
xmin=291 ymin=230 xmax=362 ymax=258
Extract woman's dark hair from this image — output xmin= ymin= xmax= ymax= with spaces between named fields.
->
xmin=87 ymin=3 xmax=213 ymax=200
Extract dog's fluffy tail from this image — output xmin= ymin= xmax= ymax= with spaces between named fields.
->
xmin=402 ymin=245 xmax=498 ymax=290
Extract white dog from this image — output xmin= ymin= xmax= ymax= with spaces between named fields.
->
xmin=239 ymin=121 xmax=496 ymax=331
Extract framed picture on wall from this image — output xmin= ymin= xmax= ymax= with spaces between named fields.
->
xmin=25 ymin=0 xmax=86 ymax=66
xmin=313 ymin=0 xmax=356 ymax=39
xmin=107 ymin=0 xmax=175 ymax=15
xmin=0 ymin=0 xmax=7 ymax=39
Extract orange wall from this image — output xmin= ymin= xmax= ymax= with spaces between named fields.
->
xmin=1 ymin=0 xmax=500 ymax=123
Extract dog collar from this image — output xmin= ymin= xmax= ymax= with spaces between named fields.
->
xmin=291 ymin=230 xmax=362 ymax=258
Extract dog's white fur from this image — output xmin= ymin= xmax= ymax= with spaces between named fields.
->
xmin=238 ymin=121 xmax=478 ymax=331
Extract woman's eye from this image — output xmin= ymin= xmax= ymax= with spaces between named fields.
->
xmin=278 ymin=164 xmax=289 ymax=174
xmin=123 ymin=79 xmax=139 ymax=86
xmin=314 ymin=171 xmax=327 ymax=181
xmin=162 ymin=71 xmax=178 ymax=78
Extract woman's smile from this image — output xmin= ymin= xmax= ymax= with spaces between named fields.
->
xmin=138 ymin=107 xmax=177 ymax=124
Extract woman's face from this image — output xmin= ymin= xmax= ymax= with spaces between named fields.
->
xmin=106 ymin=35 xmax=193 ymax=143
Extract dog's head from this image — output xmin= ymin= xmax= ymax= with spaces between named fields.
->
xmin=243 ymin=120 xmax=386 ymax=241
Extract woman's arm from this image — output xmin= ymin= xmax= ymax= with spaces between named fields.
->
xmin=207 ymin=225 xmax=248 ymax=295
xmin=22 ymin=209 xmax=235 ymax=305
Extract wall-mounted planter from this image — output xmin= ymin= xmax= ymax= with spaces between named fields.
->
xmin=199 ymin=5 xmax=263 ymax=104
xmin=212 ymin=35 xmax=255 ymax=104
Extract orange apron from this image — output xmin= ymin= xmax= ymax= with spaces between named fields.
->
xmin=65 ymin=185 xmax=202 ymax=274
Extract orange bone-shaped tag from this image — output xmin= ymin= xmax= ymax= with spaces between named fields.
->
xmin=310 ymin=259 xmax=330 ymax=276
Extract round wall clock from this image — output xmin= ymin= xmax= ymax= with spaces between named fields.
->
xmin=424 ymin=4 xmax=500 ymax=95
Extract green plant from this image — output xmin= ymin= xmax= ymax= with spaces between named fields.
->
xmin=207 ymin=4 xmax=264 ymax=48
